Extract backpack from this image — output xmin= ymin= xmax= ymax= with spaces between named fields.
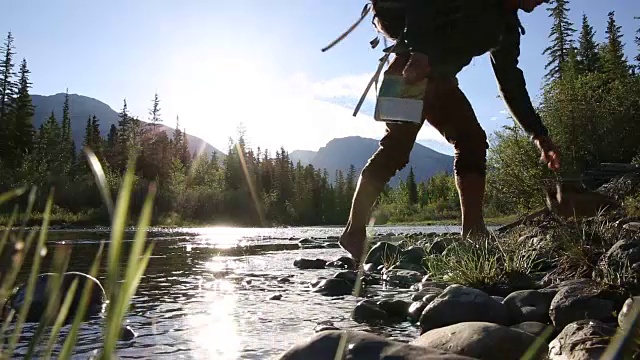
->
xmin=321 ymin=0 xmax=516 ymax=116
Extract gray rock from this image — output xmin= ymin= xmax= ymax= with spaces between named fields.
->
xmin=119 ymin=325 xmax=137 ymax=341
xmin=413 ymin=322 xmax=546 ymax=360
xmin=326 ymin=256 xmax=357 ymax=270
xmin=377 ymin=299 xmax=410 ymax=320
xmin=548 ymin=279 xmax=618 ymax=329
xmin=412 ymin=287 xmax=444 ymax=302
xmin=7 ymin=271 xmax=106 ymax=324
xmin=365 ymin=241 xmax=401 ymax=267
xmin=390 ymin=261 xmax=427 ymax=274
xmin=293 ymin=258 xmax=327 ymax=270
xmin=595 ymin=238 xmax=640 ymax=284
xmin=269 ymin=294 xmax=283 ymax=300
xmin=383 ymin=269 xmax=423 ymax=288
xmin=548 ymin=320 xmax=616 ymax=360
xmin=312 ymin=278 xmax=354 ymax=297
xmin=352 ymin=300 xmax=389 ymax=325
xmin=334 ymin=270 xmax=358 ymax=284
xmin=427 ymin=237 xmax=455 ymax=255
xmin=401 ymin=246 xmax=428 ymax=265
xmin=275 ymin=329 xmax=476 ymax=360
xmin=618 ymin=296 xmax=640 ymax=329
xmin=624 ymin=222 xmax=640 ymax=231
xmin=419 ymin=285 xmax=509 ymax=334
xmin=503 ymin=289 xmax=557 ymax=324
xmin=298 ymin=238 xmax=324 ymax=249
xmin=408 ymin=293 xmax=440 ymax=323
xmin=412 ymin=281 xmax=449 ymax=292
xmin=491 ymin=296 xmax=505 ymax=303
xmin=511 ymin=321 xmax=553 ymax=338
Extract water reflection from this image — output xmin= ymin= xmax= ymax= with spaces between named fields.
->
xmin=188 ymin=278 xmax=240 ymax=360
xmin=8 ymin=225 xmax=464 ymax=358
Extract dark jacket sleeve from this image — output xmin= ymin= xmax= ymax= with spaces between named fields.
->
xmin=490 ymin=16 xmax=549 ymax=140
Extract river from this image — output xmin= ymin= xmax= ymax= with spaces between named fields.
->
xmin=8 ymin=224 xmax=469 ymax=359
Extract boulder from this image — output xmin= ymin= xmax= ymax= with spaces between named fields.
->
xmin=548 ymin=320 xmax=616 ymax=360
xmin=413 ymin=322 xmax=547 ymax=360
xmin=7 ymin=271 xmax=106 ymax=324
xmin=293 ymin=258 xmax=327 ymax=270
xmin=503 ymin=289 xmax=557 ymax=324
xmin=419 ymin=285 xmax=509 ymax=334
xmin=548 ymin=279 xmax=620 ymax=329
xmin=275 ymin=329 xmax=476 ymax=360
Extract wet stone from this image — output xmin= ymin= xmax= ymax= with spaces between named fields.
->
xmin=293 ymin=258 xmax=327 ymax=270
xmin=352 ymin=299 xmax=389 ymax=325
xmin=312 ymin=278 xmax=354 ymax=297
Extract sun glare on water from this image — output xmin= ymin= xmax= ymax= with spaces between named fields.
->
xmin=186 ymin=277 xmax=241 ymax=360
xmin=193 ymin=226 xmax=255 ymax=249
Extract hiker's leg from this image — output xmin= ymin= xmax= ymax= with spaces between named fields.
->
xmin=422 ymin=77 xmax=489 ymax=239
xmin=340 ymin=121 xmax=422 ymax=261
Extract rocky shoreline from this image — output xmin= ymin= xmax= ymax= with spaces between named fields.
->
xmin=274 ymin=174 xmax=640 ymax=359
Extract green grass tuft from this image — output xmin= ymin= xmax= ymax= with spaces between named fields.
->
xmin=0 ymin=149 xmax=154 ymax=359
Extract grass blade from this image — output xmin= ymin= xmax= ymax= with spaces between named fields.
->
xmin=23 ymin=245 xmax=71 ymax=359
xmin=6 ymin=189 xmax=54 ymax=357
xmin=42 ymin=278 xmax=79 ymax=359
xmin=57 ymin=242 xmax=105 ymax=360
xmin=102 ymin=181 xmax=155 ymax=359
xmin=0 ymin=187 xmax=26 ymax=207
xmin=84 ymin=147 xmax=114 ymax=220
xmin=0 ymin=204 xmax=19 ymax=259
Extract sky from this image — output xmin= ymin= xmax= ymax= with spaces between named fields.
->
xmin=3 ymin=0 xmax=640 ymax=155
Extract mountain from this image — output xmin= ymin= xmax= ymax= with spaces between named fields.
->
xmin=289 ymin=150 xmax=317 ymax=165
xmin=294 ymin=136 xmax=453 ymax=186
xmin=31 ymin=93 xmax=223 ymax=158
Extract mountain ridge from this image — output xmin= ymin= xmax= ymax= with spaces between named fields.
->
xmin=31 ymin=93 xmax=224 ymax=158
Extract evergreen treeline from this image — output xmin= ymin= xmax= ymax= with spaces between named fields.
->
xmin=487 ymin=4 xmax=640 ymax=214
xmin=0 ymin=31 xmax=456 ymax=226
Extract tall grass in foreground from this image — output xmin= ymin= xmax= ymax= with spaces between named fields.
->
xmin=0 ymin=149 xmax=155 ymax=360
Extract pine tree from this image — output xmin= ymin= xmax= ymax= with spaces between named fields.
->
xmin=105 ymin=124 xmax=118 ymax=168
xmin=634 ymin=16 xmax=639 ymax=70
xmin=11 ymin=58 xmax=35 ymax=167
xmin=115 ymin=99 xmax=131 ymax=170
xmin=576 ymin=13 xmax=600 ymax=74
xmin=60 ymin=90 xmax=76 ymax=174
xmin=173 ymin=115 xmax=183 ymax=160
xmin=601 ymin=11 xmax=630 ymax=78
xmin=90 ymin=115 xmax=102 ymax=157
xmin=407 ymin=166 xmax=418 ymax=205
xmin=148 ymin=92 xmax=162 ymax=132
xmin=0 ymin=31 xmax=18 ymax=161
xmin=542 ymin=0 xmax=576 ymax=82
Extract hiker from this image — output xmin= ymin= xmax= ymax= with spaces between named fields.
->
xmin=339 ymin=0 xmax=561 ymax=261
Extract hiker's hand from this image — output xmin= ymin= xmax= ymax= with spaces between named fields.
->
xmin=402 ymin=52 xmax=431 ymax=85
xmin=520 ymin=0 xmax=545 ymax=12
xmin=534 ymin=135 xmax=560 ymax=171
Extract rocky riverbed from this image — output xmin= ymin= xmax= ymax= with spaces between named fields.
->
xmin=277 ymin=216 xmax=640 ymax=359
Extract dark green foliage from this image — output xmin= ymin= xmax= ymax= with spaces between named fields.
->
xmin=10 ymin=58 xmax=35 ymax=168
xmin=576 ymin=14 xmax=600 ymax=74
xmin=542 ymin=0 xmax=576 ymax=82
xmin=634 ymin=17 xmax=639 ymax=70
xmin=488 ymin=9 xmax=640 ymax=215
xmin=601 ymin=11 xmax=630 ymax=79
xmin=0 ymin=32 xmax=18 ymax=163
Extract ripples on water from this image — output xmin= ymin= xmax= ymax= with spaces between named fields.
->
xmin=9 ymin=225 xmax=463 ymax=359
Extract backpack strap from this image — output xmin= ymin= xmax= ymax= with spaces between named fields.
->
xmin=321 ymin=3 xmax=373 ymax=52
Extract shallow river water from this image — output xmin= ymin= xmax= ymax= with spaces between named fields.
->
xmin=10 ymin=224 xmax=468 ymax=359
